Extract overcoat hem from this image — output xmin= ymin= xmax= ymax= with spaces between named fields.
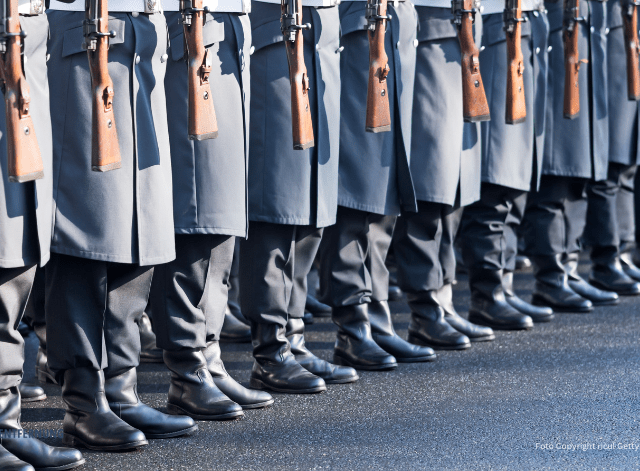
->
xmin=337 ymin=199 xmax=401 ymax=217
xmin=50 ymin=247 xmax=176 ymax=266
xmin=0 ymin=254 xmax=48 ymax=269
xmin=247 ymin=215 xmax=337 ymax=228
xmin=480 ymin=175 xmax=531 ymax=192
xmin=174 ymin=227 xmax=247 ymax=237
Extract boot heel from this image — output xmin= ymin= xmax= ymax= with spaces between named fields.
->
xmin=36 ymin=368 xmax=56 ymax=385
xmin=332 ymin=354 xmax=350 ymax=367
xmin=407 ymin=333 xmax=427 ymax=347
xmin=63 ymin=433 xmax=80 ymax=447
xmin=166 ymin=403 xmax=187 ymax=416
xmin=249 ymin=377 xmax=265 ymax=390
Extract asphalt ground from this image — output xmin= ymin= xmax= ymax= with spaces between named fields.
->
xmin=19 ymin=260 xmax=640 ymax=470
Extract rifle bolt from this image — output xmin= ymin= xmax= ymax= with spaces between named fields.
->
xmin=381 ymin=89 xmax=386 ymax=96
xmin=204 ymin=92 xmax=209 ymax=100
xmin=108 ymin=120 xmax=112 ymax=129
xmin=24 ymin=127 xmax=30 ymax=135
xmin=474 ymin=80 xmax=480 ymax=88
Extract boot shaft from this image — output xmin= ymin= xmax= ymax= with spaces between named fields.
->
xmin=0 ymin=387 xmax=21 ymax=431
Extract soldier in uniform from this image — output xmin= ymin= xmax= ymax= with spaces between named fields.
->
xmin=392 ymin=2 xmax=495 ymax=350
xmin=45 ymin=1 xmax=197 ymax=450
xmin=582 ymin=0 xmax=640 ymax=294
xmin=318 ymin=0 xmax=437 ymax=370
xmin=150 ymin=2 xmax=275 ymax=418
xmin=0 ymin=5 xmax=85 ymax=469
xmin=240 ymin=0 xmax=358 ymax=393
xmin=522 ymin=0 xmax=616 ymax=311
xmin=459 ymin=0 xmax=551 ymax=329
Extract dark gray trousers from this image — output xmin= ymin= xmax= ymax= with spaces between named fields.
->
xmin=459 ymin=183 xmax=528 ymax=274
xmin=393 ymin=201 xmax=462 ymax=293
xmin=45 ymin=254 xmax=153 ymax=383
xmin=23 ymin=266 xmax=45 ymax=348
xmin=240 ymin=222 xmax=323 ymax=325
xmin=585 ymin=163 xmax=637 ymax=260
xmin=0 ymin=266 xmax=36 ymax=390
xmin=151 ymin=234 xmax=234 ymax=351
xmin=523 ymin=175 xmax=587 ymax=258
xmin=318 ymin=206 xmax=396 ymax=307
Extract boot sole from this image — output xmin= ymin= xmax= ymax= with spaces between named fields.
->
xmin=249 ymin=378 xmax=327 ymax=394
xmin=469 ymin=334 xmax=496 ymax=343
xmin=323 ymin=374 xmax=360 ymax=385
xmin=239 ymin=399 xmax=275 ymax=410
xmin=63 ymin=433 xmax=148 ymax=451
xmin=166 ymin=403 xmax=244 ymax=421
xmin=395 ymin=354 xmax=438 ymax=362
xmin=332 ymin=354 xmax=397 ymax=371
xmin=140 ymin=355 xmax=165 ymax=364
xmin=407 ymin=335 xmax=471 ymax=351
xmin=33 ymin=458 xmax=86 ymax=471
xmin=467 ymin=316 xmax=533 ymax=331
xmin=220 ymin=336 xmax=252 ymax=344
xmin=531 ymin=296 xmax=593 ymax=313
xmin=588 ymin=280 xmax=640 ymax=296
xmin=21 ymin=393 xmax=47 ymax=403
xmin=142 ymin=424 xmax=199 ymax=439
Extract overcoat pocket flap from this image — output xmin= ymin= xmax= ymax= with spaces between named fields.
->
xmin=62 ymin=18 xmax=125 ymax=58
xmin=251 ymin=18 xmax=284 ymax=52
xmin=340 ymin=12 xmax=367 ymax=36
xmin=484 ymin=16 xmax=532 ymax=46
xmin=416 ymin=17 xmax=458 ymax=42
xmin=170 ymin=17 xmax=226 ymax=61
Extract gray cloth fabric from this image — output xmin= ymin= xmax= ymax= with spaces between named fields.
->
xmin=542 ymin=0 xmax=608 ymax=181
xmin=164 ymin=12 xmax=250 ymax=237
xmin=239 ymin=223 xmax=323 ymax=325
xmin=394 ymin=202 xmax=463 ymax=293
xmin=504 ymin=192 xmax=528 ymax=272
xmin=459 ymin=183 xmax=528 ymax=273
xmin=522 ymin=175 xmax=588 ymax=257
xmin=410 ymin=7 xmax=481 ymax=207
xmin=248 ymin=4 xmax=340 ymax=227
xmin=317 ymin=207 xmax=396 ymax=307
xmin=584 ymin=163 xmax=638 ymax=257
xmin=607 ymin=0 xmax=640 ymax=166
xmin=337 ymin=2 xmax=417 ymax=215
xmin=617 ymin=166 xmax=636 ymax=252
xmin=0 ymin=266 xmax=37 ymax=390
xmin=45 ymin=254 xmax=153 ymax=382
xmin=23 ymin=267 xmax=45 ymax=348
xmin=47 ymin=12 xmax=175 ymax=266
xmin=0 ymin=15 xmax=52 ymax=269
xmin=480 ymin=10 xmax=549 ymax=192
xmin=151 ymin=235 xmax=235 ymax=350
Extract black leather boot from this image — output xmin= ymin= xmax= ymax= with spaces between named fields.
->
xmin=61 ymin=367 xmax=147 ymax=451
xmin=163 ymin=349 xmax=244 ymax=420
xmin=564 ymin=254 xmax=619 ymax=306
xmin=332 ymin=304 xmax=398 ymax=370
xmin=305 ymin=294 xmax=332 ymax=317
xmin=249 ymin=323 xmax=327 ymax=393
xmin=388 ymin=285 xmax=403 ymax=301
xmin=138 ymin=312 xmax=163 ymax=363
xmin=18 ymin=384 xmax=45 ymax=403
xmin=368 ymin=301 xmax=437 ymax=361
xmin=531 ymin=255 xmax=593 ymax=312
xmin=220 ymin=306 xmax=252 ymax=343
xmin=437 ymin=284 xmax=495 ymax=342
xmin=302 ymin=311 xmax=314 ymax=325
xmin=286 ymin=318 xmax=359 ymax=383
xmin=515 ymin=255 xmax=532 ymax=270
xmin=0 ymin=445 xmax=34 ymax=471
xmin=620 ymin=252 xmax=640 ymax=281
xmin=35 ymin=348 xmax=57 ymax=385
xmin=468 ymin=268 xmax=533 ymax=330
xmin=203 ymin=341 xmax=275 ymax=409
xmin=0 ymin=387 xmax=85 ymax=470
xmin=590 ymin=259 xmax=640 ymax=295
xmin=503 ymin=271 xmax=554 ymax=323
xmin=105 ymin=368 xmax=197 ymax=438
xmin=406 ymin=291 xmax=471 ymax=349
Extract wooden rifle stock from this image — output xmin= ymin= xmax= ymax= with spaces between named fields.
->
xmin=365 ymin=0 xmax=391 ymax=133
xmin=504 ymin=0 xmax=527 ymax=124
xmin=622 ymin=0 xmax=640 ymax=101
xmin=182 ymin=0 xmax=218 ymax=140
xmin=281 ymin=0 xmax=314 ymax=150
xmin=562 ymin=0 xmax=587 ymax=119
xmin=83 ymin=0 xmax=121 ymax=171
xmin=452 ymin=0 xmax=490 ymax=122
xmin=0 ymin=0 xmax=43 ymax=183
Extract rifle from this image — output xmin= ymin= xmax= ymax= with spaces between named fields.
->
xmin=452 ymin=0 xmax=490 ymax=122
xmin=82 ymin=0 xmax=121 ymax=171
xmin=562 ymin=0 xmax=587 ymax=119
xmin=181 ymin=0 xmax=218 ymax=140
xmin=281 ymin=0 xmax=314 ymax=150
xmin=622 ymin=0 xmax=640 ymax=101
xmin=0 ymin=0 xmax=43 ymax=183
xmin=504 ymin=0 xmax=527 ymax=124
xmin=365 ymin=0 xmax=391 ymax=133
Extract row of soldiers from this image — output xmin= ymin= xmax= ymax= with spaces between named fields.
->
xmin=2 ymin=0 xmax=640 ymax=468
